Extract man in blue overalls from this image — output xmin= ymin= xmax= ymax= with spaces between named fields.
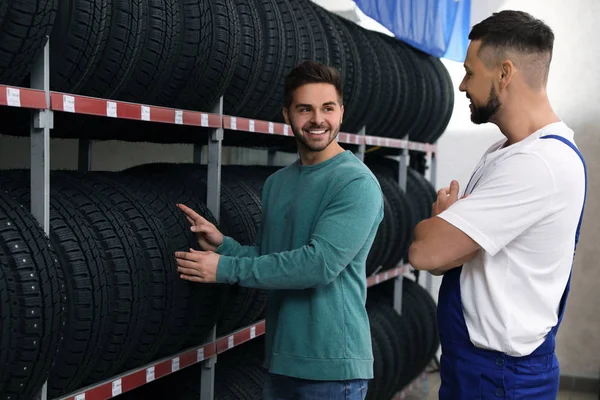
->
xmin=409 ymin=10 xmax=587 ymax=399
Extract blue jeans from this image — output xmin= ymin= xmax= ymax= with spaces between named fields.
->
xmin=263 ymin=373 xmax=368 ymax=400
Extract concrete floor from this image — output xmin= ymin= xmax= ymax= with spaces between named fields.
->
xmin=402 ymin=371 xmax=599 ymax=400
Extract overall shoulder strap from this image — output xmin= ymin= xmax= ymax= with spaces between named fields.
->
xmin=540 ymin=134 xmax=588 ymax=249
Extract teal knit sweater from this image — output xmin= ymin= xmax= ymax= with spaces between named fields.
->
xmin=215 ymin=150 xmax=384 ymax=381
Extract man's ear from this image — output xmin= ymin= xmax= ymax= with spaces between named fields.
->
xmin=499 ymin=59 xmax=514 ymax=90
xmin=282 ymin=107 xmax=290 ymax=125
xmin=340 ymin=104 xmax=345 ymax=123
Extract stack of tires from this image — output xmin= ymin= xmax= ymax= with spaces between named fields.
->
xmin=0 ymin=0 xmax=453 ymax=144
xmin=0 ymin=159 xmax=437 ymax=398
xmin=115 ymin=278 xmax=439 ymax=400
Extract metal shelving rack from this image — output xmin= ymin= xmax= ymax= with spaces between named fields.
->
xmin=1 ymin=39 xmax=439 ymax=400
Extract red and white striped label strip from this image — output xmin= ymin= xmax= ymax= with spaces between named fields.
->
xmin=366 ymin=265 xmax=405 ymax=287
xmin=58 ymin=321 xmax=265 ymax=400
xmin=223 ymin=116 xmax=292 ymax=136
xmin=50 ymin=92 xmax=221 ymax=128
xmin=0 ymin=85 xmax=47 ymax=109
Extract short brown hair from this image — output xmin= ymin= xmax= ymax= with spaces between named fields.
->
xmin=283 ymin=61 xmax=343 ymax=109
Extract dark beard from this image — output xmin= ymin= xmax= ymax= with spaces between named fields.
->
xmin=291 ymin=123 xmax=340 ymax=152
xmin=471 ymin=84 xmax=501 ymax=124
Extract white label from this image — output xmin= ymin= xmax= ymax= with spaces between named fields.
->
xmin=175 ymin=110 xmax=183 ymax=125
xmin=75 ymin=394 xmax=85 ymax=400
xmin=268 ymin=122 xmax=274 ymax=134
xmin=231 ymin=117 xmax=237 ymax=130
xmin=228 ymin=336 xmax=234 ymax=349
xmin=197 ymin=348 xmax=205 ymax=362
xmin=284 ymin=125 xmax=289 ymax=135
xmin=63 ymin=95 xmax=75 ymax=113
xmin=146 ymin=366 xmax=155 ymax=382
xmin=107 ymin=101 xmax=117 ymax=117
xmin=112 ymin=379 xmax=122 ymax=396
xmin=250 ymin=326 xmax=256 ymax=339
xmin=6 ymin=88 xmax=21 ymax=107
xmin=141 ymin=106 xmax=150 ymax=121
xmin=201 ymin=114 xmax=209 ymax=127
xmin=384 ymin=272 xmax=389 ymax=280
xmin=249 ymin=120 xmax=255 ymax=132
xmin=172 ymin=357 xmax=180 ymax=372
xmin=375 ymin=276 xmax=380 ymax=284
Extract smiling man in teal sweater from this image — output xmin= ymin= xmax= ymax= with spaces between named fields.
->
xmin=175 ymin=61 xmax=384 ymax=399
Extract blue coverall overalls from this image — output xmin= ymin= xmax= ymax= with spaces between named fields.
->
xmin=437 ymin=135 xmax=587 ymax=399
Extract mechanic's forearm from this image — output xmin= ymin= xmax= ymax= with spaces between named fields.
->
xmin=429 ymin=250 xmax=478 ymax=276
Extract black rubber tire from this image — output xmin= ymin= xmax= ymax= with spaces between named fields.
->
xmin=167 ymin=0 xmax=239 ymax=111
xmin=224 ymin=0 xmax=264 ymax=115
xmin=239 ymin=0 xmax=286 ymax=119
xmin=339 ymin=18 xmax=378 ymax=132
xmin=49 ymin=0 xmax=111 ymax=93
xmin=253 ymin=0 xmax=300 ymax=122
xmin=78 ymin=173 xmax=174 ymax=370
xmin=115 ymin=0 xmax=180 ymax=105
xmin=77 ymin=0 xmax=145 ymax=100
xmin=309 ymin=2 xmax=344 ymax=76
xmin=51 ymin=172 xmax=148 ymax=385
xmin=366 ymin=304 xmax=396 ymax=399
xmin=331 ymin=14 xmax=363 ymax=133
xmin=0 ymin=0 xmax=58 ymax=85
xmin=117 ymin=169 xmax=228 ymax=351
xmin=0 ymin=189 xmax=64 ymax=399
xmin=0 ymin=171 xmax=111 ymax=397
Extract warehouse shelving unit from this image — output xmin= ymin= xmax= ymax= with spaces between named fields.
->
xmin=1 ymin=40 xmax=439 ymax=400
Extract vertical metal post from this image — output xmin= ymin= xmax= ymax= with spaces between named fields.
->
xmin=78 ymin=139 xmax=92 ymax=172
xmin=30 ymin=38 xmax=51 ymax=400
xmin=430 ymin=149 xmax=437 ymax=189
xmin=354 ymin=126 xmax=366 ymax=162
xmin=193 ymin=144 xmax=205 ymax=164
xmin=425 ymin=149 xmax=437 ymax=294
xmin=267 ymin=149 xmax=276 ymax=166
xmin=394 ymin=137 xmax=410 ymax=315
xmin=398 ymin=147 xmax=409 ymax=192
xmin=200 ymin=97 xmax=223 ymax=400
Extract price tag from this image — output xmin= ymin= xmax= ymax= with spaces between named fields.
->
xmin=146 ymin=366 xmax=155 ymax=382
xmin=63 ymin=95 xmax=75 ymax=113
xmin=172 ymin=357 xmax=180 ymax=372
xmin=141 ymin=106 xmax=150 ymax=121
xmin=284 ymin=125 xmax=289 ymax=135
xmin=175 ymin=110 xmax=183 ymax=125
xmin=384 ymin=272 xmax=389 ymax=280
xmin=250 ymin=326 xmax=256 ymax=339
xmin=228 ymin=336 xmax=234 ymax=349
xmin=249 ymin=120 xmax=255 ymax=132
xmin=375 ymin=276 xmax=380 ymax=284
xmin=112 ymin=379 xmax=122 ymax=396
xmin=231 ymin=117 xmax=237 ymax=130
xmin=6 ymin=88 xmax=21 ymax=107
xmin=75 ymin=394 xmax=85 ymax=400
xmin=197 ymin=348 xmax=205 ymax=362
xmin=107 ymin=101 xmax=117 ymax=117
xmin=268 ymin=122 xmax=274 ymax=134
xmin=201 ymin=114 xmax=209 ymax=127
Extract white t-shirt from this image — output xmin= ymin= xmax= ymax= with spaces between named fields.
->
xmin=438 ymin=121 xmax=586 ymax=357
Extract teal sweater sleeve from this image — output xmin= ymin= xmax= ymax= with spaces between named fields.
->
xmin=216 ymin=227 xmax=261 ymax=258
xmin=215 ymin=175 xmax=383 ymax=289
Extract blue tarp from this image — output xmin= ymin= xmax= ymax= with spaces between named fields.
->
xmin=353 ymin=0 xmax=471 ymax=62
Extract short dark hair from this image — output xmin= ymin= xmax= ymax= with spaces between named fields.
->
xmin=283 ymin=61 xmax=343 ymax=109
xmin=470 ymin=10 xmax=554 ymax=57
xmin=469 ymin=10 xmax=554 ymax=88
